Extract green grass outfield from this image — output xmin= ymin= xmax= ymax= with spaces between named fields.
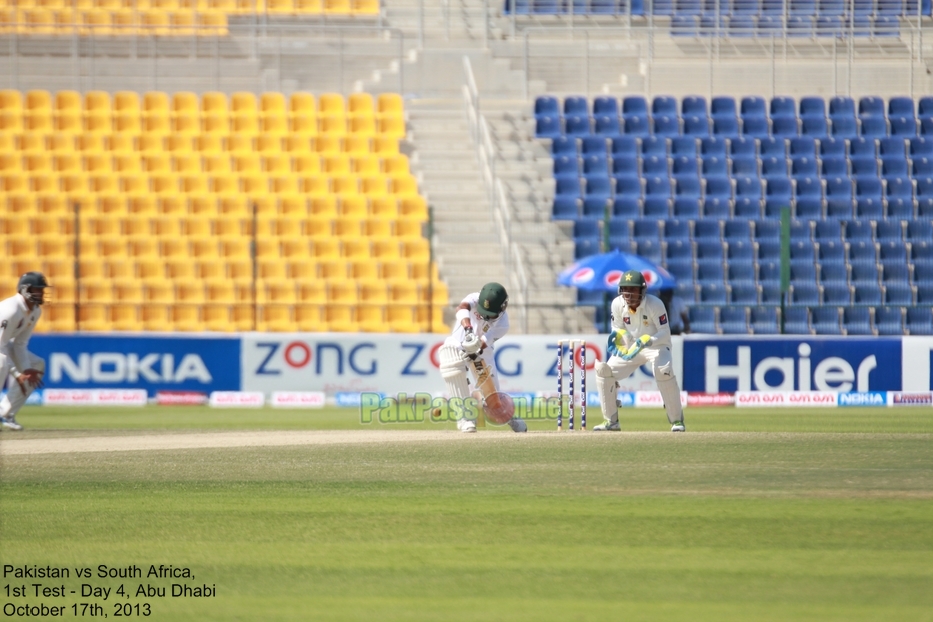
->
xmin=1 ymin=405 xmax=932 ymax=621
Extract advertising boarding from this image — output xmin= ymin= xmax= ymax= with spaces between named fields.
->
xmin=681 ymin=336 xmax=903 ymax=393
xmin=240 ymin=333 xmax=684 ymax=396
xmin=29 ymin=334 xmax=241 ymax=397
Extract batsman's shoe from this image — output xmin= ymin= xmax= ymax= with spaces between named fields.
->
xmin=671 ymin=421 xmax=685 ymax=432
xmin=1 ymin=416 xmax=23 ymax=431
xmin=508 ymin=418 xmax=527 ymax=433
xmin=593 ymin=421 xmax=621 ymax=432
xmin=457 ymin=418 xmax=477 ymax=433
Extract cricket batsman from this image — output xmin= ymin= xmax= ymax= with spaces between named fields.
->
xmin=0 ymin=272 xmax=50 ymax=431
xmin=437 ymin=282 xmax=527 ymax=433
xmin=593 ymin=270 xmax=685 ymax=432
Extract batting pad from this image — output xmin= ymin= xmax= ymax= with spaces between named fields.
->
xmin=594 ymin=361 xmax=619 ymax=424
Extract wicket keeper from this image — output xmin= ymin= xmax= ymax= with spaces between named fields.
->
xmin=593 ymin=270 xmax=685 ymax=432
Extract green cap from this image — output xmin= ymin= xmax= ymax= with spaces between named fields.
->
xmin=477 ymin=282 xmax=509 ymax=318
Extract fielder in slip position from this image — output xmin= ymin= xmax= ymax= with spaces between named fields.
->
xmin=0 ymin=272 xmax=50 ymax=431
xmin=436 ymin=282 xmax=527 ymax=434
xmin=593 ymin=270 xmax=686 ymax=433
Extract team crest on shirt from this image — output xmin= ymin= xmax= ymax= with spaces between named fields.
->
xmin=623 ymin=316 xmax=630 ymax=325
xmin=0 ymin=320 xmax=6 ymax=329
xmin=659 ymin=314 xmax=668 ymax=325
xmin=483 ymin=323 xmax=490 ymax=332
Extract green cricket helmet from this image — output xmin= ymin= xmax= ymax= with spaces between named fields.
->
xmin=618 ymin=270 xmax=646 ymax=308
xmin=477 ymin=282 xmax=509 ymax=319
xmin=18 ymin=271 xmax=50 ymax=306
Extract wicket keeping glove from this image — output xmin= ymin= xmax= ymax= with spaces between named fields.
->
xmin=621 ymin=334 xmax=652 ymax=361
xmin=606 ymin=329 xmax=628 ymax=358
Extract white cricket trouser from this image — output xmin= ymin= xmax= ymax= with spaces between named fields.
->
xmin=1 ymin=352 xmax=44 ymax=420
xmin=437 ymin=343 xmax=499 ymax=398
xmin=596 ymin=345 xmax=683 ymax=425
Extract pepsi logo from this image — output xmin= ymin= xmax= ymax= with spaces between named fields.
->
xmin=642 ymin=270 xmax=660 ymax=287
xmin=571 ymin=267 xmax=595 ymax=284
xmin=605 ymin=270 xmax=623 ymax=287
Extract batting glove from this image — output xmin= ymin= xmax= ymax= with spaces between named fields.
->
xmin=606 ymin=329 xmax=628 ymax=358
xmin=461 ymin=332 xmax=481 ymax=360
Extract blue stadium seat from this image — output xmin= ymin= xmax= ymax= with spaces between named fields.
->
xmin=652 ymin=96 xmax=678 ymax=117
xmin=724 ymin=219 xmax=753 ymax=241
xmin=742 ymin=116 xmax=770 ymax=138
xmin=754 ymin=219 xmax=780 ymax=240
xmin=711 ymin=96 xmax=738 ymax=120
xmin=614 ymin=176 xmax=643 ymax=200
xmin=906 ymin=308 xmax=933 ymax=335
xmin=535 ymin=96 xmax=560 ymax=118
xmin=792 ymin=262 xmax=819 ymax=284
xmin=553 ymin=197 xmax=581 ymax=219
xmin=612 ymin=157 xmax=639 ymax=177
xmin=825 ymin=177 xmax=855 ymax=219
xmin=653 ymin=115 xmax=680 ymax=137
xmin=828 ymin=96 xmax=855 ymax=119
xmin=536 ymin=116 xmax=562 ymax=139
xmin=672 ymin=197 xmax=701 ymax=218
xmin=672 ymin=155 xmax=700 ymax=178
xmin=879 ymin=240 xmax=908 ymax=264
xmin=802 ymin=116 xmax=828 ymax=137
xmin=906 ymin=220 xmax=933 ymax=241
xmin=770 ymin=96 xmax=796 ymax=120
xmin=820 ymin=136 xmax=847 ymax=158
xmin=761 ymin=157 xmax=788 ymax=180
xmin=633 ymin=219 xmax=662 ymax=240
xmin=814 ymin=220 xmax=842 ymax=242
xmin=565 ymin=96 xmax=589 ymax=117
xmin=582 ymin=136 xmax=608 ymax=156
xmin=758 ymin=260 xmax=781 ymax=284
xmin=671 ymin=136 xmax=699 ymax=157
xmin=919 ymin=282 xmax=933 ymax=305
xmin=694 ymin=219 xmax=723 ymax=241
xmin=823 ymin=282 xmax=852 ymax=304
xmin=697 ymin=262 xmax=726 ymax=286
xmin=890 ymin=116 xmax=918 ymax=136
xmin=885 ymin=281 xmax=914 ymax=305
xmin=635 ymin=239 xmax=664 ymax=263
xmin=791 ymin=220 xmax=812 ymax=240
xmin=611 ymin=196 xmax=641 ymax=219
xmin=843 ymin=307 xmax=874 ymax=335
xmin=910 ymin=136 xmax=933 ymax=158
xmin=882 ymin=159 xmax=909 ymax=180
xmin=583 ymin=154 xmax=610 ymax=176
xmin=859 ymin=96 xmax=886 ymax=119
xmin=664 ymin=219 xmax=692 ymax=240
xmin=788 ymin=136 xmax=817 ymax=158
xmin=582 ymin=196 xmax=611 ymax=219
xmin=554 ymin=155 xmax=579 ymax=177
xmin=593 ymin=96 xmax=619 ymax=117
xmin=556 ymin=177 xmax=583 ymax=199
xmin=817 ymin=15 xmax=844 ymax=36
xmin=791 ymin=282 xmax=821 ymax=305
xmin=849 ymin=136 xmax=877 ymax=158
xmin=729 ymin=136 xmax=757 ymax=158
xmin=575 ymin=238 xmax=601 ymax=259
xmin=847 ymin=239 xmax=878 ymax=266
xmin=683 ymin=115 xmax=710 ymax=137
xmin=843 ymin=220 xmax=874 ymax=241
xmin=772 ymin=116 xmax=799 ymax=138
xmin=682 ymin=96 xmax=708 ymax=117
xmin=731 ymin=155 xmax=759 ymax=177
xmin=860 ymin=116 xmax=888 ymax=138
xmin=712 ymin=116 xmax=739 ymax=137
xmin=565 ymin=115 xmax=592 ymax=136
xmin=623 ymin=96 xmax=649 ymax=118
xmin=758 ymin=239 xmax=781 ymax=262
xmin=641 ymin=136 xmax=668 ymax=158
xmin=873 ymin=15 xmax=901 ymax=37
xmin=855 ymin=178 xmax=884 ymax=218
xmin=701 ymin=136 xmax=729 ymax=158
xmin=799 ymin=96 xmax=826 ymax=119
xmin=727 ymin=241 xmax=756 ymax=264
xmin=791 ymin=156 xmax=819 ymax=178
xmin=703 ymin=197 xmax=732 ymax=219
xmin=608 ymin=218 xmax=632 ymax=241
xmin=594 ymin=115 xmax=622 ymax=135
xmin=750 ymin=306 xmax=779 ymax=334
xmin=699 ymin=283 xmax=729 ymax=304
xmin=820 ymin=263 xmax=848 ymax=285
xmin=689 ymin=307 xmax=718 ymax=334
xmin=787 ymin=15 xmax=815 ymax=36
xmin=875 ymin=306 xmax=904 ymax=335
xmin=830 ymin=116 xmax=858 ymax=139
xmin=821 ymin=156 xmax=848 ymax=177
xmin=850 ymin=156 xmax=880 ymax=180
xmin=850 ymin=262 xmax=879 ymax=285
xmin=811 ymin=306 xmax=842 ymax=334
xmin=880 ymin=136 xmax=907 ymax=158
xmin=671 ymin=15 xmax=700 ymax=35
xmin=764 ymin=177 xmax=793 ymax=216
xmin=875 ymin=219 xmax=904 ymax=242
xmin=818 ymin=239 xmax=847 ymax=265
xmin=624 ymin=115 xmax=650 ymax=137
xmin=702 ymin=156 xmax=729 ymax=179
xmin=757 ymin=14 xmax=782 ymax=34
xmin=911 ymin=157 xmax=933 ymax=177
xmin=665 ymin=238 xmax=693 ymax=264
xmin=611 ymin=135 xmax=638 ymax=159
xmin=758 ymin=136 xmax=786 ymax=158
xmin=729 ymin=262 xmax=757 ymax=285
xmin=719 ymin=307 xmax=750 ymax=334
xmin=783 ymin=307 xmax=811 ymax=334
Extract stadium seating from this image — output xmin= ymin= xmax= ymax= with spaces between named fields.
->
xmin=505 ymin=0 xmax=931 ymax=38
xmin=0 ymin=0 xmax=380 ymax=36
xmin=0 ymin=89 xmax=445 ymax=333
xmin=546 ymin=94 xmax=933 ymax=334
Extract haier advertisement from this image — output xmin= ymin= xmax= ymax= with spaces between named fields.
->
xmin=681 ymin=337 xmax=904 ymax=393
xmin=29 ymin=334 xmax=241 ymax=396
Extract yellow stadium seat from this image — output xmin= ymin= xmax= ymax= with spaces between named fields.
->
xmin=332 ymin=175 xmax=359 ymax=195
xmin=319 ymin=116 xmax=347 ymax=136
xmin=188 ymin=193 xmax=217 ymax=216
xmin=318 ymin=93 xmax=345 ymax=116
xmin=140 ymin=10 xmax=171 ymax=35
xmin=125 ymin=194 xmax=157 ymax=216
xmin=314 ymin=135 xmax=343 ymax=154
xmin=200 ymin=113 xmax=229 ymax=135
xmin=201 ymin=91 xmax=228 ymax=117
xmin=290 ymin=92 xmax=315 ymax=116
xmin=363 ymin=218 xmax=392 ymax=238
xmin=260 ymin=282 xmax=297 ymax=306
xmin=360 ymin=175 xmax=387 ymax=197
xmin=399 ymin=195 xmax=428 ymax=219
xmin=324 ymin=304 xmax=357 ymax=332
xmin=43 ymin=305 xmax=77 ymax=332
xmin=294 ymin=304 xmax=325 ymax=331
xmin=111 ymin=9 xmax=138 ymax=33
xmin=80 ymin=9 xmax=112 ymax=34
xmin=113 ymin=280 xmax=144 ymax=304
xmin=153 ymin=0 xmax=181 ymax=9
xmin=379 ymin=116 xmax=406 ymax=139
xmin=84 ymin=90 xmax=111 ymax=114
xmin=181 ymin=215 xmax=211 ymax=237
xmin=164 ymin=258 xmax=196 ymax=281
xmin=176 ymin=282 xmax=206 ymax=304
xmin=173 ymin=153 xmax=201 ymax=173
xmin=334 ymin=216 xmax=363 ymax=238
xmin=171 ymin=305 xmax=202 ymax=331
xmin=352 ymin=0 xmax=379 ymax=14
xmin=373 ymin=136 xmax=400 ymax=155
xmin=292 ymin=153 xmax=320 ymax=175
xmin=25 ymin=112 xmax=53 ymax=134
xmin=124 ymin=214 xmax=153 ymax=237
xmin=196 ymin=261 xmax=224 ymax=282
xmin=197 ymin=10 xmax=228 ymax=35
xmin=295 ymin=0 xmax=323 ymax=12
xmin=158 ymin=238 xmax=187 ymax=259
xmin=377 ymin=93 xmax=404 ymax=116
xmin=231 ymin=92 xmax=257 ymax=115
xmin=340 ymin=238 xmax=370 ymax=259
xmin=347 ymin=93 xmax=374 ymax=116
xmin=286 ymin=258 xmax=315 ymax=281
xmin=81 ymin=281 xmax=113 ymax=304
xmin=210 ymin=174 xmax=237 ymax=194
xmin=0 ymin=111 xmax=22 ymax=133
xmin=55 ymin=90 xmax=82 ymax=114
xmin=20 ymin=8 xmax=56 ymax=34
xmin=143 ymin=113 xmax=170 ymax=135
xmin=173 ymin=113 xmax=199 ymax=135
xmin=284 ymin=135 xmax=314 ymax=154
xmin=89 ymin=173 xmax=118 ymax=195
xmin=379 ymin=258 xmax=408 ymax=282
xmin=151 ymin=173 xmax=179 ymax=195
xmin=240 ymin=174 xmax=268 ymax=195
xmin=233 ymin=153 xmax=261 ymax=173
xmin=355 ymin=304 xmax=385 ymax=332
xmin=128 ymin=237 xmax=159 ymax=259
xmin=152 ymin=215 xmax=181 ymax=237
xmin=279 ymin=193 xmax=307 ymax=216
xmin=167 ymin=134 xmax=195 ymax=153
xmin=77 ymin=305 xmax=110 ymax=332
xmin=203 ymin=153 xmax=231 ymax=173
xmin=309 ymin=194 xmax=338 ymax=216
xmin=301 ymin=175 xmax=329 ymax=195
xmin=255 ymin=135 xmax=281 ymax=155
xmin=227 ymin=135 xmax=254 ymax=153
xmin=257 ymin=305 xmax=292 ymax=332
xmin=269 ymin=175 xmax=296 ymax=194
xmin=0 ymin=90 xmax=22 ymax=111
xmin=382 ymin=154 xmax=410 ymax=175
xmin=230 ymin=304 xmax=255 ymax=331
xmin=114 ymin=112 xmax=141 ymax=134
xmin=358 ymin=281 xmax=387 ymax=303
xmin=323 ymin=0 xmax=350 ymax=13
xmin=262 ymin=153 xmax=289 ymax=175
xmin=401 ymin=238 xmax=430 ymax=261
xmin=338 ymin=194 xmax=367 ymax=217
xmin=49 ymin=133 xmax=76 ymax=152
xmin=83 ymin=153 xmax=112 ymax=174
xmin=112 ymin=153 xmax=140 ymax=174
xmin=203 ymin=304 xmax=233 ymax=332
xmin=342 ymin=135 xmax=370 ymax=154
xmin=260 ymin=92 xmax=286 ymax=116
xmin=395 ymin=217 xmax=424 ymax=238
xmin=138 ymin=304 xmax=169 ymax=331
xmin=289 ymin=114 xmax=317 ymax=138
xmin=97 ymin=194 xmax=126 ymax=216
xmin=369 ymin=238 xmax=398 ymax=261
xmin=348 ymin=115 xmax=376 ymax=137
xmin=76 ymin=259 xmax=105 ymax=281
xmin=205 ymin=280 xmax=235 ymax=304
xmin=5 ymin=193 xmax=37 ymax=217
xmin=352 ymin=154 xmax=381 ymax=175
xmin=181 ymin=174 xmax=209 ymax=194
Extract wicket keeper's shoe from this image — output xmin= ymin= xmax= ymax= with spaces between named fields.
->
xmin=593 ymin=420 xmax=621 ymax=432
xmin=1 ymin=416 xmax=23 ymax=431
xmin=671 ymin=421 xmax=685 ymax=432
xmin=508 ymin=418 xmax=527 ymax=433
xmin=457 ymin=418 xmax=477 ymax=433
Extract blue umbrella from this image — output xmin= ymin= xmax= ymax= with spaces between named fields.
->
xmin=557 ymin=250 xmax=676 ymax=293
